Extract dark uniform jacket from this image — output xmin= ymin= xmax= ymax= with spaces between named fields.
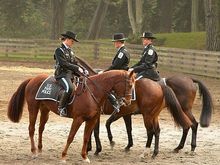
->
xmin=105 ymin=46 xmax=130 ymax=71
xmin=54 ymin=44 xmax=81 ymax=79
xmin=132 ymin=44 xmax=160 ymax=81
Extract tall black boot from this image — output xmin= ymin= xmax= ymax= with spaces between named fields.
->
xmin=58 ymin=92 xmax=69 ymax=117
xmin=108 ymin=93 xmax=120 ymax=113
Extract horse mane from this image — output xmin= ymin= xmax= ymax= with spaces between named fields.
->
xmin=75 ymin=55 xmax=97 ymax=74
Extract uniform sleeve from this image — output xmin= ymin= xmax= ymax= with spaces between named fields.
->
xmin=105 ymin=52 xmax=128 ymax=71
xmin=55 ymin=48 xmax=79 ymax=71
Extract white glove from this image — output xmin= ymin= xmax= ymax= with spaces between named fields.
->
xmin=98 ymin=70 xmax=103 ymax=74
xmin=128 ymin=68 xmax=134 ymax=72
xmin=84 ymin=69 xmax=89 ymax=76
xmin=78 ymin=67 xmax=84 ymax=73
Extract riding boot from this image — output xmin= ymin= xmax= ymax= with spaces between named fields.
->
xmin=108 ymin=93 xmax=120 ymax=113
xmin=58 ymin=92 xmax=69 ymax=117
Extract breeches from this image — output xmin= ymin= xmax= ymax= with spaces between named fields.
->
xmin=57 ymin=77 xmax=75 ymax=95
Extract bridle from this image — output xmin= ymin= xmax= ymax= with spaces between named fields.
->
xmin=81 ymin=72 xmax=133 ymax=107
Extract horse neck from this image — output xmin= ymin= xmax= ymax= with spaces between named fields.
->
xmin=90 ymin=71 xmax=123 ymax=100
xmin=76 ymin=56 xmax=97 ymax=75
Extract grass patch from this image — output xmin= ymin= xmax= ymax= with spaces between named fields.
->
xmin=154 ymin=32 xmax=205 ymax=49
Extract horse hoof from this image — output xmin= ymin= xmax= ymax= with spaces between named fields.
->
xmin=110 ymin=141 xmax=115 ymax=149
xmin=83 ymin=157 xmax=90 ymax=163
xmin=60 ymin=159 xmax=66 ymax=164
xmin=124 ymin=147 xmax=130 ymax=152
xmin=139 ymin=148 xmax=150 ymax=159
xmin=31 ymin=153 xmax=38 ymax=159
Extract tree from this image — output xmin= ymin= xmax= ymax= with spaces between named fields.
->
xmin=204 ymin=0 xmax=220 ymax=51
xmin=87 ymin=0 xmax=109 ymax=39
xmin=127 ymin=0 xmax=143 ymax=35
xmin=51 ymin=0 xmax=68 ymax=40
xmin=157 ymin=0 xmax=174 ymax=33
xmin=191 ymin=0 xmax=199 ymax=31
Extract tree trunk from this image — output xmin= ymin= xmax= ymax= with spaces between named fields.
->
xmin=158 ymin=0 xmax=173 ymax=32
xmin=191 ymin=0 xmax=199 ymax=31
xmin=87 ymin=0 xmax=109 ymax=40
xmin=127 ymin=0 xmax=137 ymax=34
xmin=51 ymin=0 xmax=68 ymax=40
xmin=135 ymin=0 xmax=143 ymax=34
xmin=204 ymin=0 xmax=220 ymax=51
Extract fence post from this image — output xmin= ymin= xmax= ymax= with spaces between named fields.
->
xmin=94 ymin=42 xmax=99 ymax=59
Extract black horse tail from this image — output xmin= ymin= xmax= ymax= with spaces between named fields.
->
xmin=192 ymin=78 xmax=213 ymax=127
xmin=161 ymin=84 xmax=192 ymax=129
xmin=7 ymin=78 xmax=31 ymax=123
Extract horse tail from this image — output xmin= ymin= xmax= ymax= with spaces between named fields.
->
xmin=7 ymin=78 xmax=31 ymax=123
xmin=161 ymin=84 xmax=192 ymax=129
xmin=192 ymin=78 xmax=213 ymax=127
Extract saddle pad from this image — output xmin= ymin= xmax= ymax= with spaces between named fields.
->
xmin=35 ymin=76 xmax=62 ymax=102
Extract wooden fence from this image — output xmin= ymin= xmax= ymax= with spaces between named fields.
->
xmin=0 ymin=38 xmax=220 ymax=78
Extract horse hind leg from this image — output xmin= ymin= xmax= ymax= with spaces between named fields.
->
xmin=38 ymin=105 xmax=50 ymax=153
xmin=28 ymin=103 xmax=40 ymax=157
xmin=174 ymin=110 xmax=198 ymax=153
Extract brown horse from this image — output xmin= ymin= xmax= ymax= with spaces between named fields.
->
xmin=75 ymin=56 xmax=213 ymax=158
xmin=7 ymin=70 xmax=135 ymax=163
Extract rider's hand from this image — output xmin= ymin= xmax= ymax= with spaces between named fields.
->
xmin=128 ymin=68 xmax=134 ymax=72
xmin=84 ymin=69 xmax=89 ymax=76
xmin=78 ymin=67 xmax=84 ymax=73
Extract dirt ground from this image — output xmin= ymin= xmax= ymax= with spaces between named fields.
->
xmin=0 ymin=61 xmax=220 ymax=165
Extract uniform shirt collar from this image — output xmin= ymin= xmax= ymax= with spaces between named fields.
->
xmin=62 ymin=42 xmax=70 ymax=50
xmin=118 ymin=44 xmax=125 ymax=51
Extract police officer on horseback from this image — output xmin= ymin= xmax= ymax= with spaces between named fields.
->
xmin=129 ymin=32 xmax=160 ymax=81
xmin=54 ymin=31 xmax=88 ymax=117
xmin=99 ymin=33 xmax=130 ymax=112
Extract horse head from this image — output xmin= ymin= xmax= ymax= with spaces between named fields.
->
xmin=111 ymin=70 xmax=135 ymax=106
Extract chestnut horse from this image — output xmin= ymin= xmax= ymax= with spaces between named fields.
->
xmin=7 ymin=70 xmax=135 ymax=163
xmin=75 ymin=56 xmax=213 ymax=158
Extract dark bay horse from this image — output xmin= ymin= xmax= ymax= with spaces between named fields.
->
xmin=7 ymin=70 xmax=135 ymax=163
xmin=75 ymin=56 xmax=213 ymax=158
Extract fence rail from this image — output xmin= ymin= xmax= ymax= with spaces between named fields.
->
xmin=0 ymin=38 xmax=220 ymax=78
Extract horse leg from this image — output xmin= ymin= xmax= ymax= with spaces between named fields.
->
xmin=61 ymin=117 xmax=84 ymax=162
xmin=38 ymin=106 xmax=50 ymax=153
xmin=140 ymin=118 xmax=154 ymax=158
xmin=106 ymin=112 xmax=121 ymax=148
xmin=174 ymin=110 xmax=197 ymax=153
xmin=174 ymin=128 xmax=189 ymax=152
xmin=191 ymin=119 xmax=198 ymax=152
xmin=152 ymin=118 xmax=160 ymax=159
xmin=28 ymin=105 xmax=40 ymax=156
xmin=81 ymin=114 xmax=100 ymax=163
xmin=87 ymin=116 xmax=102 ymax=155
xmin=93 ymin=117 xmax=102 ymax=155
xmin=123 ymin=114 xmax=133 ymax=152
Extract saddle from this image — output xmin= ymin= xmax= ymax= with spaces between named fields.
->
xmin=35 ymin=76 xmax=82 ymax=104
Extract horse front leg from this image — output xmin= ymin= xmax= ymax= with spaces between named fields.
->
xmin=93 ymin=117 xmax=102 ymax=155
xmin=105 ymin=113 xmax=121 ymax=148
xmin=61 ymin=117 xmax=84 ymax=163
xmin=82 ymin=114 xmax=100 ymax=163
xmin=123 ymin=114 xmax=133 ymax=151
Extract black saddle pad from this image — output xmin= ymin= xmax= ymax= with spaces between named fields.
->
xmin=35 ymin=76 xmax=63 ymax=102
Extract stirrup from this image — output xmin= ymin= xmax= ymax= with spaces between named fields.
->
xmin=58 ymin=107 xmax=67 ymax=117
xmin=112 ymin=104 xmax=120 ymax=113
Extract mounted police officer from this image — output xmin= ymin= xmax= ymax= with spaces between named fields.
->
xmin=54 ymin=31 xmax=89 ymax=117
xmin=129 ymin=32 xmax=160 ymax=81
xmin=99 ymin=33 xmax=130 ymax=112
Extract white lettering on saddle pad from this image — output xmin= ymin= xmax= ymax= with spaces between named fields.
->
xmin=41 ymin=84 xmax=52 ymax=95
